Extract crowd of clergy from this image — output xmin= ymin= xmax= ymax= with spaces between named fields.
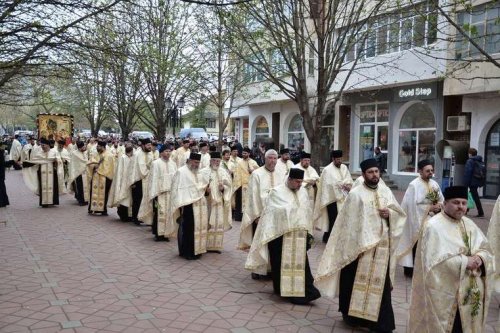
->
xmin=8 ymin=135 xmax=499 ymax=333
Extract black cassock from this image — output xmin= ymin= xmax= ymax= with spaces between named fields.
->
xmin=177 ymin=204 xmax=197 ymax=259
xmin=0 ymin=149 xmax=9 ymax=207
xmin=339 ymin=258 xmax=395 ymax=332
xmin=267 ymin=235 xmax=321 ymax=305
xmin=322 ymin=202 xmax=338 ymax=243
xmin=131 ymin=180 xmax=143 ymax=223
xmin=73 ymin=175 xmax=86 ymax=205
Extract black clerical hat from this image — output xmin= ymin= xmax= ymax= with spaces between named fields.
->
xmin=199 ymin=142 xmax=208 ymax=148
xmin=210 ymin=152 xmax=221 ymax=159
xmin=243 ymin=147 xmax=251 ymax=153
xmin=189 ymin=152 xmax=201 ymax=161
xmin=97 ymin=140 xmax=107 ymax=147
xmin=301 ymin=152 xmax=311 ymax=159
xmin=159 ymin=144 xmax=173 ymax=153
xmin=443 ymin=186 xmax=468 ymax=200
xmin=417 ymin=159 xmax=433 ymax=170
xmin=76 ymin=141 xmax=85 ymax=149
xmin=331 ymin=150 xmax=343 ymax=159
xmin=40 ymin=138 xmax=50 ymax=145
xmin=360 ymin=158 xmax=378 ymax=172
xmin=288 ymin=168 xmax=305 ymax=179
xmin=141 ymin=138 xmax=152 ymax=145
xmin=280 ymin=148 xmax=289 ymax=154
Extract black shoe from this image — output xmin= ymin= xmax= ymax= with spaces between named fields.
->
xmin=403 ymin=267 xmax=414 ymax=278
xmin=251 ymin=273 xmax=260 ymax=280
xmin=154 ymin=235 xmax=168 ymax=242
xmin=475 ymin=214 xmax=484 ymax=218
xmin=78 ymin=202 xmax=87 ymax=206
xmin=186 ymin=254 xmax=201 ymax=260
xmin=207 ymin=250 xmax=221 ymax=254
xmin=133 ymin=220 xmax=141 ymax=225
xmin=342 ymin=314 xmax=359 ymax=328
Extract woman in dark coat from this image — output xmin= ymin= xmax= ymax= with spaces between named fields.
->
xmin=0 ymin=143 xmax=10 ymax=212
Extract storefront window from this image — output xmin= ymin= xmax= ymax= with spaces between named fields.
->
xmin=254 ymin=116 xmax=269 ymax=140
xmin=398 ymin=102 xmax=436 ymax=173
xmin=484 ymin=119 xmax=500 ymax=198
xmin=242 ymin=118 xmax=249 ymax=146
xmin=358 ymin=102 xmax=389 ymax=164
xmin=320 ymin=107 xmax=335 ymax=166
xmin=287 ymin=114 xmax=304 ymax=151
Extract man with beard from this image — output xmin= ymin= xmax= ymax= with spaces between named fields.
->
xmin=109 ymin=144 xmax=135 ymax=221
xmin=409 ymin=186 xmax=494 ymax=333
xmin=9 ymin=134 xmax=23 ymax=170
xmin=206 ymin=151 xmax=233 ymax=253
xmin=171 ymin=153 xmax=210 ymax=260
xmin=199 ymin=142 xmax=211 ymax=169
xmin=21 ymin=136 xmax=36 ymax=162
xmin=68 ymin=141 xmax=89 ymax=206
xmin=292 ymin=152 xmax=319 ymax=212
xmin=275 ymin=148 xmax=294 ymax=176
xmin=315 ymin=159 xmax=406 ymax=333
xmin=129 ymin=138 xmax=154 ymax=224
xmin=234 ymin=147 xmax=259 ymax=221
xmin=55 ymin=139 xmax=71 ymax=185
xmin=88 ymin=141 xmax=115 ymax=216
xmin=23 ymin=138 xmax=64 ymax=207
xmin=228 ymin=147 xmax=242 ymax=220
xmin=245 ymin=168 xmax=321 ymax=305
xmin=172 ymin=139 xmax=191 ymax=168
xmin=138 ymin=144 xmax=177 ymax=241
xmin=239 ymin=149 xmax=287 ymax=279
xmin=396 ymin=159 xmax=443 ymax=277
xmin=313 ymin=150 xmax=353 ymax=243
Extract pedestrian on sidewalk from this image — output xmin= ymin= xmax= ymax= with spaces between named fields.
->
xmin=0 ymin=140 xmax=10 ymax=222
xmin=464 ymin=148 xmax=486 ymax=217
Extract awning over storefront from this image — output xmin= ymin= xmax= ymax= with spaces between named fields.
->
xmin=436 ymin=140 xmax=469 ymax=164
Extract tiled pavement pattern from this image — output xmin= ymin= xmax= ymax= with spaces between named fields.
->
xmin=1 ymin=170 xmax=498 ymax=333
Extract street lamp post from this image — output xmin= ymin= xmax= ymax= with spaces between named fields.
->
xmin=166 ymin=96 xmax=185 ymax=137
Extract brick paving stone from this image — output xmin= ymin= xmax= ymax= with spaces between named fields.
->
xmin=1 ymin=170 xmax=499 ymax=333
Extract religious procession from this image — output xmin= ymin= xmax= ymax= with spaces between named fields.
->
xmin=1 ymin=132 xmax=498 ymax=333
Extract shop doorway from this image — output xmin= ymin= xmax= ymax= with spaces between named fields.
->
xmin=272 ymin=112 xmax=280 ymax=150
xmin=484 ymin=118 xmax=500 ymax=198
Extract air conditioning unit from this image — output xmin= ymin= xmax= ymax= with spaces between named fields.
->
xmin=447 ymin=116 xmax=470 ymax=132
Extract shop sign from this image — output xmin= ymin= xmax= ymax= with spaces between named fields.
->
xmin=394 ymin=83 xmax=437 ymax=102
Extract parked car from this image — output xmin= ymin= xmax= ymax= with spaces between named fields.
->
xmin=179 ymin=128 xmax=208 ymax=141
xmin=79 ymin=130 xmax=92 ymax=138
xmin=208 ymin=134 xmax=219 ymax=142
xmin=131 ymin=131 xmax=155 ymax=140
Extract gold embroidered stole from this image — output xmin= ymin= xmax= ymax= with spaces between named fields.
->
xmin=156 ymin=163 xmax=171 ymax=236
xmin=192 ymin=171 xmax=209 ymax=255
xmin=207 ymin=171 xmax=225 ymax=251
xmin=90 ymin=172 xmax=107 ymax=213
xmin=40 ymin=161 xmax=55 ymax=205
xmin=349 ymin=190 xmax=390 ymax=321
xmin=281 ymin=229 xmax=307 ymax=297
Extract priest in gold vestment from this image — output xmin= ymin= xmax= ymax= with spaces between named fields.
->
xmin=171 ymin=153 xmax=211 ymax=260
xmin=409 ymin=186 xmax=494 ymax=333
xmin=206 ymin=152 xmax=232 ymax=253
xmin=292 ymin=152 xmax=319 ymax=212
xmin=172 ymin=139 xmax=191 ymax=168
xmin=68 ymin=141 xmax=89 ymax=206
xmin=108 ymin=145 xmax=135 ymax=222
xmin=234 ymin=147 xmax=259 ymax=221
xmin=488 ymin=195 xmax=499 ymax=293
xmin=396 ymin=159 xmax=443 ymax=277
xmin=129 ymin=138 xmax=154 ymax=224
xmin=138 ymin=144 xmax=177 ymax=241
xmin=245 ymin=168 xmax=321 ymax=304
xmin=88 ymin=141 xmax=114 ymax=215
xmin=315 ymin=159 xmax=406 ymax=333
xmin=23 ymin=138 xmax=65 ymax=207
xmin=313 ymin=149 xmax=353 ymax=243
xmin=275 ymin=148 xmax=294 ymax=176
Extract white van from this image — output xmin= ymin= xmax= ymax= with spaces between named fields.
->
xmin=179 ymin=128 xmax=208 ymax=140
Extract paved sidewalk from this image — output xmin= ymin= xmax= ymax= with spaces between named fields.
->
xmin=0 ymin=170 xmax=498 ymax=333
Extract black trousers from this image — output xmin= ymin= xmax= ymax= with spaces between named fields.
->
xmin=469 ymin=186 xmax=484 ymax=215
xmin=73 ymin=175 xmax=86 ymax=204
xmin=451 ymin=309 xmax=463 ymax=333
xmin=339 ymin=258 xmax=395 ymax=332
xmin=268 ymin=235 xmax=321 ymax=304
xmin=152 ymin=198 xmax=159 ymax=236
xmin=117 ymin=205 xmax=130 ymax=222
xmin=233 ymin=187 xmax=243 ymax=221
xmin=403 ymin=243 xmax=418 ymax=277
xmin=131 ymin=180 xmax=143 ymax=221
xmin=178 ymin=204 xmax=195 ymax=259
xmin=322 ymin=202 xmax=338 ymax=243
